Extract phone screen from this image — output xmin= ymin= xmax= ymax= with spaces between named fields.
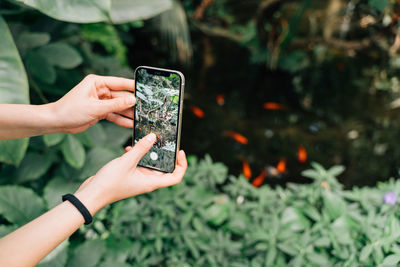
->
xmin=134 ymin=67 xmax=183 ymax=173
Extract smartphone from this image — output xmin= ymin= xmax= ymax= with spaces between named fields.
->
xmin=133 ymin=66 xmax=185 ymax=173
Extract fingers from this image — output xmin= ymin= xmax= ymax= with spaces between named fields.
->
xmin=125 ymin=146 xmax=133 ymax=153
xmin=109 ymin=90 xmax=134 ymax=99
xmin=122 ymin=133 xmax=157 ymax=166
xmin=94 ymin=75 xmax=135 ymax=92
xmin=99 ymin=95 xmax=136 ymax=115
xmin=118 ymin=108 xmax=134 ymax=119
xmin=170 ymin=150 xmax=188 ymax=183
xmin=106 ymin=113 xmax=134 ymax=128
xmin=152 ymin=150 xmax=187 ymax=189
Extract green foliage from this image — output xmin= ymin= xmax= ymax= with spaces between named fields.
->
xmin=1 ymin=148 xmax=400 ymax=265
xmin=81 ymin=23 xmax=126 ymax=63
xmin=369 ymin=0 xmax=389 ymax=13
xmin=0 ymin=185 xmax=45 ymax=226
xmin=14 ymin=0 xmax=111 ymax=23
xmin=0 ymin=16 xmax=29 ymax=166
xmin=0 ymin=0 xmax=172 ymax=164
xmin=61 ymin=135 xmax=86 ymax=169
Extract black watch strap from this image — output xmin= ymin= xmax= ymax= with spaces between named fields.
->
xmin=62 ymin=194 xmax=93 ymax=225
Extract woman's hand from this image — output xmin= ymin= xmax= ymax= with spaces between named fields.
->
xmin=74 ymin=133 xmax=187 ymax=215
xmin=0 ymin=133 xmax=186 ymax=267
xmin=48 ymin=74 xmax=136 ymax=134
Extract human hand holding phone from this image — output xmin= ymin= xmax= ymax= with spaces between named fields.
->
xmin=48 ymin=74 xmax=136 ymax=134
xmin=74 ymin=133 xmax=188 ymax=215
xmin=0 ymin=74 xmax=136 ymax=140
xmin=0 ymin=132 xmax=187 ymax=267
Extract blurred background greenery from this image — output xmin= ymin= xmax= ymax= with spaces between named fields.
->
xmin=1 ymin=0 xmax=400 ymax=266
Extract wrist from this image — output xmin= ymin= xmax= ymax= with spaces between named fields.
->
xmin=40 ymin=102 xmax=63 ymax=134
xmin=74 ymin=183 xmax=108 ymax=217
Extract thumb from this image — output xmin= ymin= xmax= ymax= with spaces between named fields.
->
xmin=99 ymin=95 xmax=136 ymax=115
xmin=122 ymin=133 xmax=157 ymax=166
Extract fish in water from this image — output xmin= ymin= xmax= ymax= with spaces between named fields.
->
xmin=252 ymin=170 xmax=266 ymax=187
xmin=190 ymin=105 xmax=205 ymax=118
xmin=263 ymin=102 xmax=285 ymax=110
xmin=241 ymin=159 xmax=252 ymax=179
xmin=223 ymin=131 xmax=248 ymax=145
xmin=276 ymin=158 xmax=286 ymax=173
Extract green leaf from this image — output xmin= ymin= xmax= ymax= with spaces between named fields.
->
xmin=103 ymin=122 xmax=132 ymax=146
xmin=314 ymin=236 xmax=330 ymax=247
xmin=306 ymin=252 xmax=330 ymax=265
xmin=61 ymin=135 xmax=85 ymax=169
xmin=15 ymin=152 xmax=54 ymax=183
xmin=203 ymin=202 xmax=230 ymax=226
xmin=381 ymin=254 xmax=400 ymax=266
xmin=16 ymin=32 xmax=51 ymax=56
xmin=277 ymin=242 xmax=298 ymax=256
xmin=301 ymin=169 xmax=320 ymax=180
xmin=68 ymin=239 xmax=106 ymax=267
xmin=17 ymin=0 xmax=111 ymax=23
xmin=37 ymin=43 xmax=83 ymax=69
xmin=369 ymin=0 xmax=389 ymax=13
xmin=110 ymin=0 xmax=173 ymax=24
xmin=0 ymin=185 xmax=45 ymax=226
xmin=74 ymin=131 xmax=93 ymax=147
xmin=25 ymin=51 xmax=56 ymax=84
xmin=327 ymin=165 xmax=345 ymax=177
xmin=79 ymin=147 xmax=118 ymax=180
xmin=43 ymin=133 xmax=66 ymax=146
xmin=38 ymin=240 xmax=69 ymax=267
xmin=104 ymin=236 xmax=132 ymax=263
xmin=280 ymin=207 xmax=310 ymax=232
xmin=360 ymin=244 xmax=373 ymax=262
xmin=0 ymin=17 xmax=29 ymax=104
xmin=0 ymin=138 xmax=29 ymax=166
xmin=322 ymin=190 xmax=346 ymax=220
xmin=43 ymin=176 xmax=80 ymax=209
xmin=81 ymin=23 xmax=127 ymax=63
xmin=0 ymin=16 xmax=29 ymax=166
xmin=87 ymin=123 xmax=107 ymax=145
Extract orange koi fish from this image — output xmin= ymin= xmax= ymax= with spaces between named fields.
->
xmin=276 ymin=158 xmax=286 ymax=173
xmin=297 ymin=146 xmax=307 ymax=163
xmin=190 ymin=105 xmax=205 ymax=118
xmin=252 ymin=170 xmax=266 ymax=187
xmin=242 ymin=159 xmax=252 ymax=179
xmin=223 ymin=131 xmax=248 ymax=145
xmin=216 ymin=94 xmax=225 ymax=106
xmin=263 ymin=102 xmax=285 ymax=110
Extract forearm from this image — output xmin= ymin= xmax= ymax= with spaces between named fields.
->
xmin=0 ymin=103 xmax=58 ymax=140
xmin=0 ymin=188 xmax=104 ymax=267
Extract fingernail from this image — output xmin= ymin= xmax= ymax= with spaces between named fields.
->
xmin=126 ymin=95 xmax=136 ymax=105
xmin=147 ymin=133 xmax=157 ymax=142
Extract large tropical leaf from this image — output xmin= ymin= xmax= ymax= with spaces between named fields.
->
xmin=0 ymin=185 xmax=45 ymax=226
xmin=43 ymin=176 xmax=80 ymax=209
xmin=61 ymin=134 xmax=86 ymax=169
xmin=0 ymin=16 xmax=29 ymax=166
xmin=16 ymin=0 xmax=111 ymax=23
xmin=110 ymin=0 xmax=172 ymax=24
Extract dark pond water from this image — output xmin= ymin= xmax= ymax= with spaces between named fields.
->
xmin=129 ymin=27 xmax=400 ymax=189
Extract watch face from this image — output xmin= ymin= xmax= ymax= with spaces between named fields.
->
xmin=134 ymin=67 xmax=182 ymax=173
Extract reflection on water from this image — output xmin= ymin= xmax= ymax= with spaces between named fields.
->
xmin=129 ymin=28 xmax=400 ymax=189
